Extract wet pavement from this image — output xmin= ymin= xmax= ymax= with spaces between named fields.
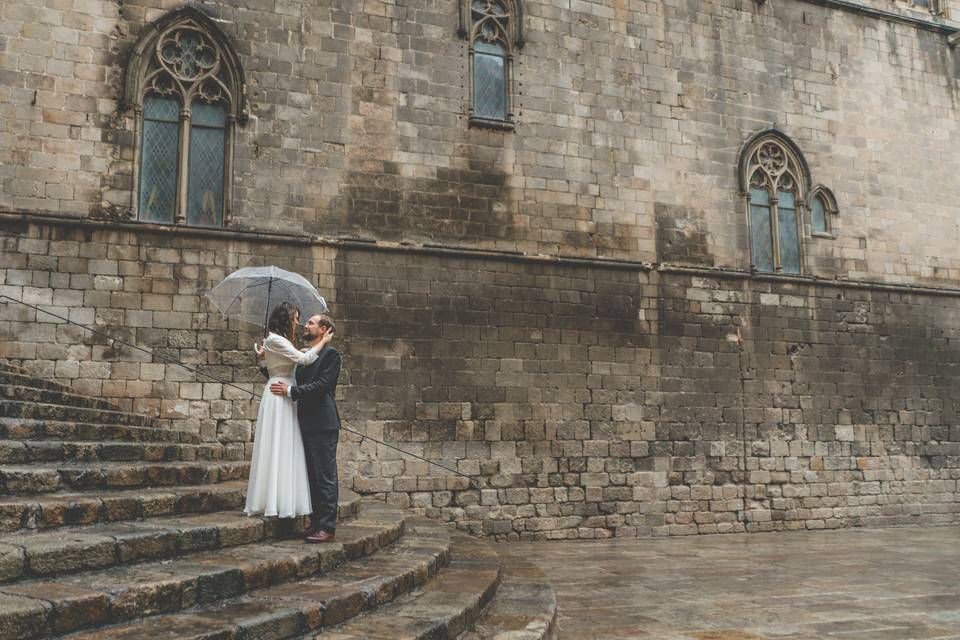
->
xmin=506 ymin=525 xmax=960 ymax=640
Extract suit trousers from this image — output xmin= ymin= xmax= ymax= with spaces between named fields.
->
xmin=301 ymin=429 xmax=339 ymax=534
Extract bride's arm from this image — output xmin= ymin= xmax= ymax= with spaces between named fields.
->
xmin=263 ymin=334 xmax=322 ymax=365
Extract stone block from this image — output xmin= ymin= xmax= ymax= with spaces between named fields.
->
xmin=0 ymin=593 xmax=50 ymax=640
xmin=16 ymin=532 xmax=115 ymax=576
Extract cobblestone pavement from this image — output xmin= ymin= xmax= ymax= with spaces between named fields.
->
xmin=506 ymin=526 xmax=960 ymax=640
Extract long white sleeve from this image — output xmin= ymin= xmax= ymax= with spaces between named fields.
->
xmin=263 ymin=333 xmax=322 ymax=365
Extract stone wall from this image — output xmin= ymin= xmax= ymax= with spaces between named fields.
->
xmin=2 ymin=0 xmax=960 ymax=280
xmin=2 ymin=218 xmax=958 ymax=539
xmin=2 ymin=0 xmax=960 ymax=538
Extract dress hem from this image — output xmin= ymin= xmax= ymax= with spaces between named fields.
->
xmin=244 ymin=509 xmax=313 ymax=518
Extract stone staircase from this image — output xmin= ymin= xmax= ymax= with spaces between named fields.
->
xmin=0 ymin=363 xmax=556 ymax=640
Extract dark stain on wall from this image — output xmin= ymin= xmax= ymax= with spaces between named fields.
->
xmin=655 ymin=202 xmax=715 ymax=266
xmin=329 ymin=159 xmax=516 ymax=243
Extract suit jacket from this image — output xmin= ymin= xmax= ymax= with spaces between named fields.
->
xmin=291 ymin=346 xmax=341 ymax=432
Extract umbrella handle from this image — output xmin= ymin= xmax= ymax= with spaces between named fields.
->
xmin=263 ymin=277 xmax=274 ymax=338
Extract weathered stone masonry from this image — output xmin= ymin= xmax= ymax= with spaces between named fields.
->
xmin=2 ymin=0 xmax=960 ymax=539
xmin=2 ymin=219 xmax=958 ymax=539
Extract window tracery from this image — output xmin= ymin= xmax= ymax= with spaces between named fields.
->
xmin=124 ymin=8 xmax=246 ymax=227
xmin=460 ymin=0 xmax=523 ymax=128
xmin=740 ymin=133 xmax=810 ymax=274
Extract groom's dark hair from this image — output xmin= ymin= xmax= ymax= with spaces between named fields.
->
xmin=315 ymin=314 xmax=336 ymax=334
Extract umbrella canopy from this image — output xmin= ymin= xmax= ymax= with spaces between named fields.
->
xmin=205 ymin=266 xmax=328 ymax=329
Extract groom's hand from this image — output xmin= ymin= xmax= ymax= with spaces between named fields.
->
xmin=269 ymin=381 xmax=290 ymax=397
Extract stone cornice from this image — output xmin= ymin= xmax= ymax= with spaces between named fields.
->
xmin=800 ymin=0 xmax=960 ymax=37
xmin=5 ymin=210 xmax=960 ymax=300
xmin=0 ymin=210 xmax=314 ymax=246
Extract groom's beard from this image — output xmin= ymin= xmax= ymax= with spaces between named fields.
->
xmin=303 ymin=332 xmax=324 ymax=346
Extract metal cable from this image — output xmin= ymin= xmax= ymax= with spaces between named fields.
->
xmin=0 ymin=294 xmax=481 ymax=489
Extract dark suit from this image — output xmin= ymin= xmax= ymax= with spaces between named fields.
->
xmin=291 ymin=346 xmax=341 ymax=534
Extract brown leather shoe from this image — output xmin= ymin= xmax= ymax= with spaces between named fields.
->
xmin=305 ymin=530 xmax=336 ymax=544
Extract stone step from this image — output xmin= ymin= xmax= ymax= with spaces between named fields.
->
xmin=0 ymin=402 xmax=156 ymax=429
xmin=0 ymin=418 xmax=201 ymax=445
xmin=0 ymin=439 xmax=242 ymax=466
xmin=0 ymin=502 xmax=406 ymax=638
xmin=0 ymin=460 xmax=250 ymax=495
xmin=309 ymin=532 xmax=501 ymax=639
xmin=0 ymin=383 xmax=121 ymax=414
xmin=55 ymin=517 xmax=453 ymax=640
xmin=0 ymin=480 xmax=249 ymax=533
xmin=0 ymin=363 xmax=34 ymax=375
xmin=457 ymin=549 xmax=557 ymax=640
xmin=0 ymin=482 xmax=363 ymax=539
xmin=0 ymin=492 xmax=362 ymax=583
xmin=0 ymin=363 xmax=45 ymax=381
xmin=0 ymin=371 xmax=89 ymax=401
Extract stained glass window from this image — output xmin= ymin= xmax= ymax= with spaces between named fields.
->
xmin=187 ymin=102 xmax=226 ymax=227
xmin=131 ymin=13 xmax=242 ymax=227
xmin=742 ymin=135 xmax=811 ymax=274
xmin=139 ymin=96 xmax=180 ymax=224
xmin=473 ymin=41 xmax=507 ymax=121
xmin=749 ymin=188 xmax=774 ymax=273
xmin=810 ymin=194 xmax=827 ymax=234
xmin=777 ymin=191 xmax=800 ymax=275
xmin=468 ymin=0 xmax=512 ymax=125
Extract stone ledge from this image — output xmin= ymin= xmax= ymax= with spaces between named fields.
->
xmin=0 ymin=210 xmax=314 ymax=247
xmin=801 ymin=0 xmax=960 ymax=35
xmin=7 ymin=211 xmax=960 ymax=299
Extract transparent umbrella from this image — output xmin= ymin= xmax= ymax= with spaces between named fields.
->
xmin=205 ymin=266 xmax=328 ymax=330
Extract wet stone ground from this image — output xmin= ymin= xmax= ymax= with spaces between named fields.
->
xmin=506 ymin=525 xmax=960 ymax=640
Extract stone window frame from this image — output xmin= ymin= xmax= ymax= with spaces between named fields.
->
xmin=904 ymin=0 xmax=947 ymax=17
xmin=458 ymin=0 xmax=524 ymax=130
xmin=738 ymin=130 xmax=812 ymax=275
xmin=123 ymin=7 xmax=248 ymax=227
xmin=807 ymin=185 xmax=839 ymax=238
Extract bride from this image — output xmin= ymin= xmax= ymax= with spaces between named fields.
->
xmin=244 ymin=302 xmax=332 ymax=518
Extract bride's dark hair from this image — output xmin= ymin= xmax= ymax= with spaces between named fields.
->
xmin=267 ymin=302 xmax=299 ymax=341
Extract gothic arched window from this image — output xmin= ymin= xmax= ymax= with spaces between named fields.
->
xmin=460 ymin=0 xmax=523 ymax=128
xmin=808 ymin=185 xmax=838 ymax=236
xmin=739 ymin=132 xmax=811 ymax=275
xmin=124 ymin=8 xmax=247 ymax=227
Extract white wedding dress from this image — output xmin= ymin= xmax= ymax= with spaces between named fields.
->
xmin=244 ymin=332 xmax=321 ymax=518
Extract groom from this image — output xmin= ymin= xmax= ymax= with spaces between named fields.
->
xmin=269 ymin=314 xmax=341 ymax=543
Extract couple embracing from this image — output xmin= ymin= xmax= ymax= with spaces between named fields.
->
xmin=244 ymin=303 xmax=341 ymax=543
